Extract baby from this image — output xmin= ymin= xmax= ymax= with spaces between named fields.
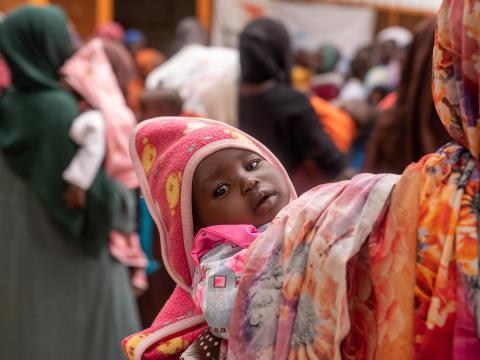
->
xmin=123 ymin=116 xmax=296 ymax=360
xmin=190 ymin=147 xmax=291 ymax=339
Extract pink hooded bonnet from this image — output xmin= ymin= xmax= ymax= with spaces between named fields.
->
xmin=123 ymin=117 xmax=296 ymax=359
xmin=130 ymin=116 xmax=297 ymax=291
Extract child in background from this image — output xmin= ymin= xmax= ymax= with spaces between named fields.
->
xmin=139 ymin=88 xmax=184 ymax=120
xmin=123 ymin=117 xmax=296 ymax=360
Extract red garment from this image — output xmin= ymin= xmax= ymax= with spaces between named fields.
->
xmin=94 ymin=21 xmax=125 ymax=41
xmin=377 ymin=91 xmax=397 ymax=111
xmin=0 ymin=56 xmax=11 ymax=90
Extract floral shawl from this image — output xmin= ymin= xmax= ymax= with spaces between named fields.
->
xmin=228 ymin=174 xmax=400 ymax=359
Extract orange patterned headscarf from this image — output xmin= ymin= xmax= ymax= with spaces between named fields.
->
xmin=412 ymin=0 xmax=480 ymax=356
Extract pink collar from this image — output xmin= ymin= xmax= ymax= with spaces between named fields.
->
xmin=191 ymin=224 xmax=263 ymax=265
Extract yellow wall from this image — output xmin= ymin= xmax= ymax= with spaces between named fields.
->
xmin=1 ymin=0 xmax=42 ymax=12
xmin=0 ymin=0 xmax=113 ymax=38
xmin=96 ymin=0 xmax=112 ymax=25
xmin=196 ymin=0 xmax=212 ymax=31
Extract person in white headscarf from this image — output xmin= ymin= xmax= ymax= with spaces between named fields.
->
xmin=145 ymin=18 xmax=239 ymax=127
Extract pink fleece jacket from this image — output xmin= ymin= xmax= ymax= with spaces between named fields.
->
xmin=123 ymin=117 xmax=296 ymax=360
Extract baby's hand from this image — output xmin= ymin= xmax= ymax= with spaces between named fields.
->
xmin=64 ymin=184 xmax=86 ymax=209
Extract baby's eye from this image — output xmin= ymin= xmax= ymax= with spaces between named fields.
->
xmin=213 ymin=184 xmax=229 ymax=199
xmin=246 ymin=159 xmax=261 ymax=171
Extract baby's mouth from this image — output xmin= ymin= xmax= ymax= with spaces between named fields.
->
xmin=253 ymin=188 xmax=277 ymax=214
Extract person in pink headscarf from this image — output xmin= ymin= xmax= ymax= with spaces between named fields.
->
xmin=94 ymin=21 xmax=125 ymax=42
xmin=61 ymin=38 xmax=147 ymax=293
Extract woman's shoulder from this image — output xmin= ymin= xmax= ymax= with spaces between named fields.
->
xmin=1 ymin=88 xmax=79 ymax=130
xmin=37 ymin=88 xmax=77 ymax=106
xmin=3 ymin=87 xmax=76 ymax=106
xmin=31 ymin=88 xmax=79 ymax=119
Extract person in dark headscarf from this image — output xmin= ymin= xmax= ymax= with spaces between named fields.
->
xmin=0 ymin=5 xmax=140 ymax=359
xmin=238 ymin=18 xmax=350 ymax=188
xmin=311 ymin=43 xmax=341 ymax=74
xmin=363 ymin=17 xmax=450 ymax=174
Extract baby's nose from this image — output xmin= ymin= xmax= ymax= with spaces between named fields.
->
xmin=241 ymin=177 xmax=259 ymax=194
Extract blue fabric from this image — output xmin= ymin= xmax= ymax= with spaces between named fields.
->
xmin=349 ymin=141 xmax=365 ymax=171
xmin=139 ymin=197 xmax=160 ymax=274
xmin=124 ymin=29 xmax=145 ymax=45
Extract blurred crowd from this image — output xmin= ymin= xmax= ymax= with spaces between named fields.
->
xmin=0 ymin=4 xmax=450 ymax=359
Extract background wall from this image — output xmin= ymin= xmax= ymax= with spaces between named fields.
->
xmin=314 ymin=0 xmax=440 ymax=12
xmin=1 ymin=0 xmax=438 ymax=53
xmin=211 ymin=0 xmax=376 ymax=57
xmin=51 ymin=0 xmax=96 ymax=39
xmin=114 ymin=0 xmax=195 ymax=53
xmin=0 ymin=0 xmax=102 ymax=39
xmin=211 ymin=0 xmax=436 ymax=59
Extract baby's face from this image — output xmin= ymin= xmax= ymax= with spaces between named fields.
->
xmin=192 ymin=148 xmax=290 ymax=229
